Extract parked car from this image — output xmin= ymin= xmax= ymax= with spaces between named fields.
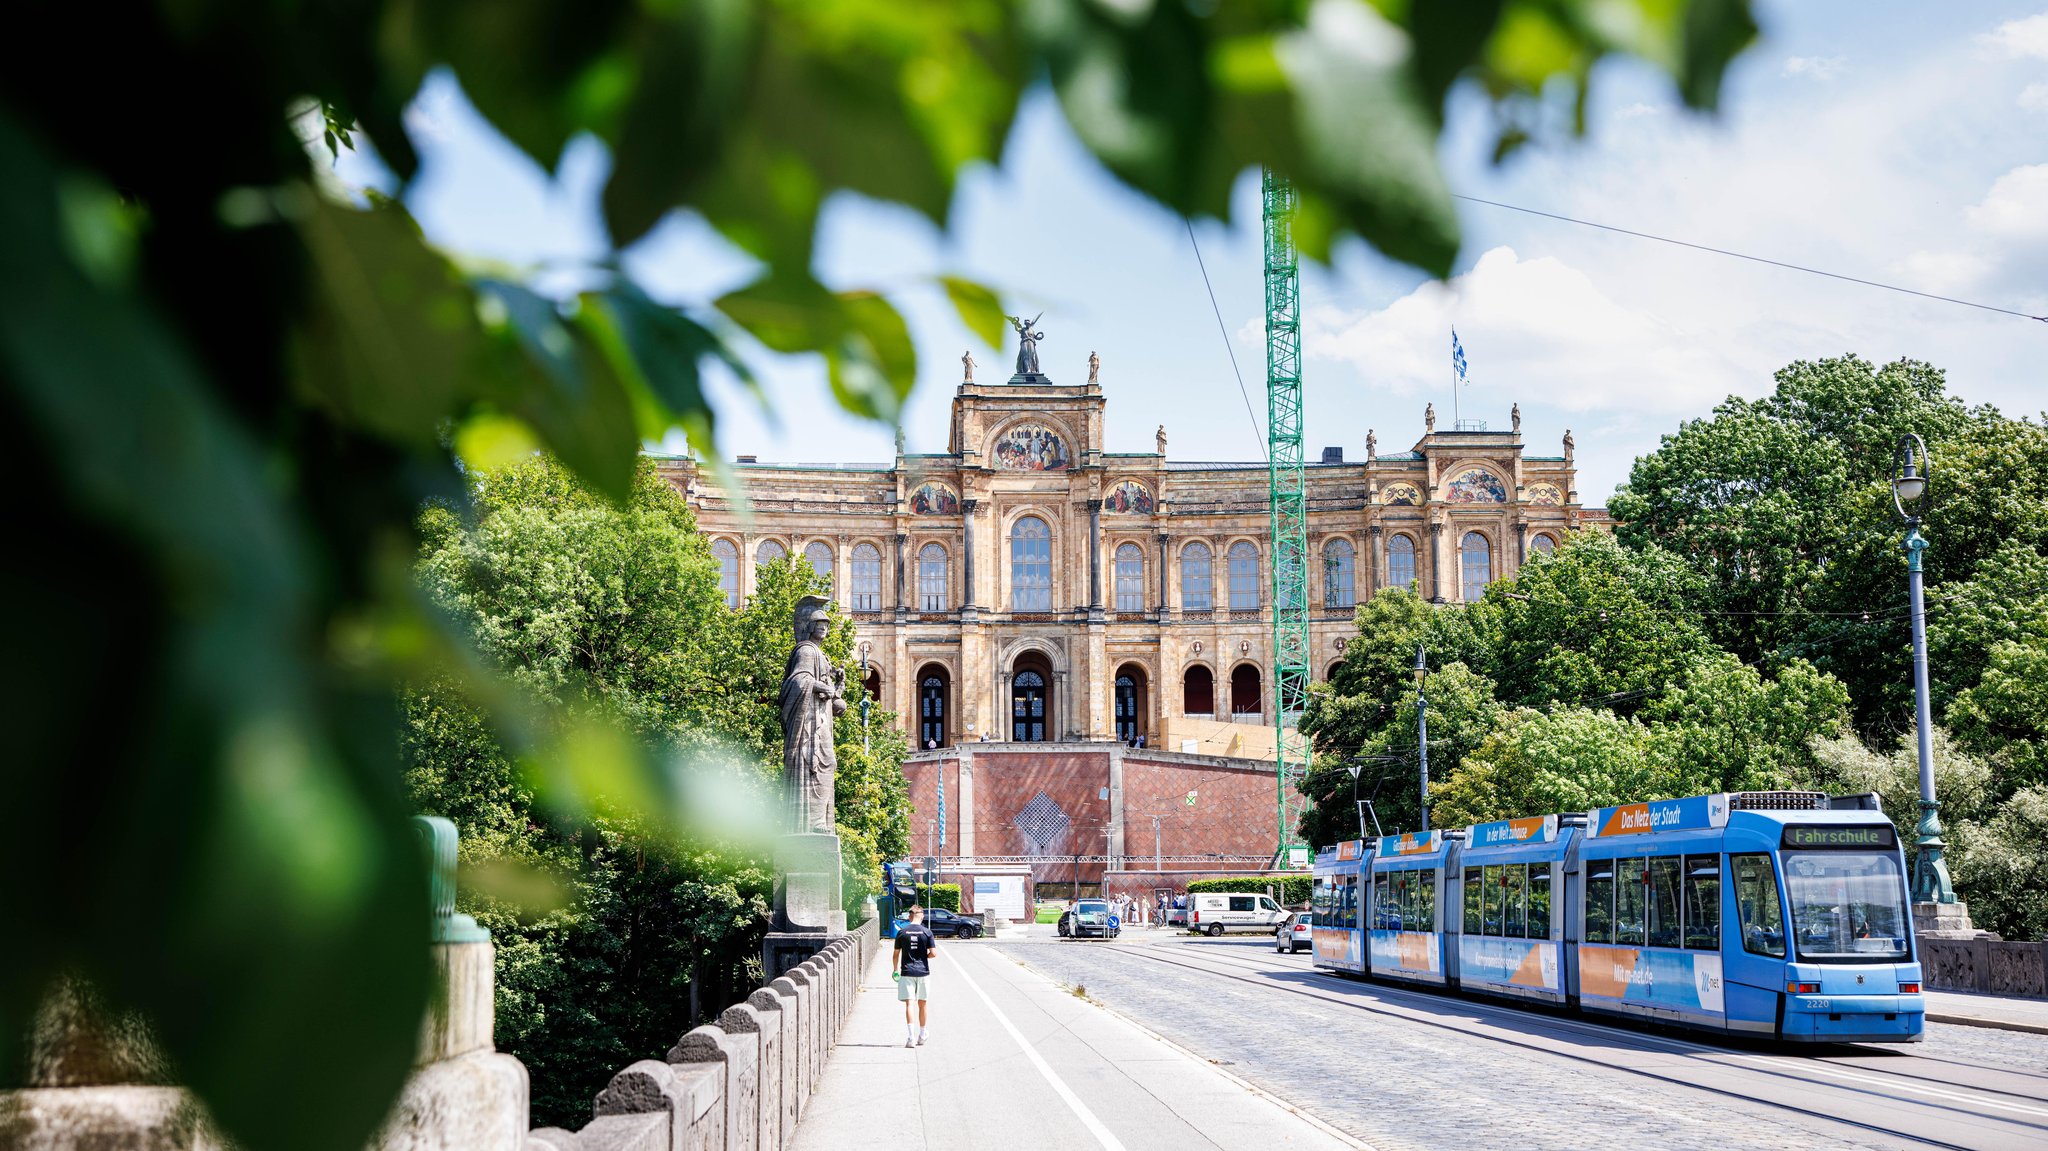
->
xmin=1056 ymin=899 xmax=1121 ymax=940
xmin=1187 ymin=892 xmax=1289 ymax=936
xmin=909 ymin=908 xmax=983 ymax=939
xmin=1273 ymin=911 xmax=1311 ymax=954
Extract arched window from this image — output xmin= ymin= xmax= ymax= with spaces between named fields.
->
xmin=1182 ymin=665 xmax=1215 ymax=716
xmin=756 ymin=539 xmax=786 ymax=565
xmin=918 ymin=669 xmax=949 ymax=749
xmin=1228 ymin=541 xmax=1260 ymax=611
xmin=1323 ymin=538 xmax=1356 ymax=609
xmin=711 ymin=539 xmax=739 ymax=609
xmin=1386 ymin=534 xmax=1416 ymax=590
xmin=1461 ymin=532 xmax=1492 ymax=601
xmin=1180 ymin=542 xmax=1213 ymax=611
xmin=1114 ymin=542 xmax=1145 ymax=612
xmin=1530 ymin=533 xmax=1557 ymax=557
xmin=1230 ymin=664 xmax=1262 ymax=714
xmin=804 ymin=540 xmax=835 ymax=592
xmin=917 ymin=543 xmax=949 ymax=612
xmin=851 ymin=542 xmax=882 ymax=611
xmin=1011 ymin=669 xmax=1047 ymax=741
xmin=1010 ymin=516 xmax=1051 ymax=611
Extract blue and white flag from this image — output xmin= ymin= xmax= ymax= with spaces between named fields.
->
xmin=1451 ymin=328 xmax=1469 ymax=386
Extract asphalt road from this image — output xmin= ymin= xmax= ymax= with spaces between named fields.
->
xmin=994 ymin=926 xmax=2048 ymax=1151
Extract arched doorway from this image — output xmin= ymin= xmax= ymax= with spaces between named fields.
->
xmin=1182 ymin=664 xmax=1214 ymax=717
xmin=917 ymin=665 xmax=949 ymax=749
xmin=1011 ymin=654 xmax=1052 ymax=741
xmin=1230 ymin=664 xmax=1262 ymax=716
xmin=1113 ymin=663 xmax=1149 ymax=745
xmin=862 ymin=667 xmax=882 ymax=707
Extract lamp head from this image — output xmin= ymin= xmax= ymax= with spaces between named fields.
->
xmin=1892 ymin=433 xmax=1930 ymax=520
xmin=1413 ymin=646 xmax=1427 ymax=686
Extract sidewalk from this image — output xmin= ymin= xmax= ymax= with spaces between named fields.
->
xmin=789 ymin=939 xmax=1363 ymax=1151
xmin=1925 ymin=988 xmax=2048 ymax=1035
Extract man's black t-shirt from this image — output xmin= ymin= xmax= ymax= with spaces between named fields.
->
xmin=895 ymin=923 xmax=936 ymax=977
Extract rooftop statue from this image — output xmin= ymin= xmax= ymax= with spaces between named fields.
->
xmin=1007 ymin=312 xmax=1044 ymax=378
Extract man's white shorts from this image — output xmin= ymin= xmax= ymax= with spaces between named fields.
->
xmin=896 ymin=975 xmax=929 ymax=1001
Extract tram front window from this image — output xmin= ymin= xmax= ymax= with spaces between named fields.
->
xmin=1784 ymin=852 xmax=1910 ymax=962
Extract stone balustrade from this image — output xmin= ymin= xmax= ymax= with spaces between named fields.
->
xmin=1919 ymin=936 xmax=2048 ymax=999
xmin=0 ymin=818 xmax=877 ymax=1151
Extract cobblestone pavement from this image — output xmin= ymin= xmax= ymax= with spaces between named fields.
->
xmin=994 ymin=929 xmax=2048 ymax=1151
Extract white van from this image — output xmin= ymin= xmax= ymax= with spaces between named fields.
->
xmin=1186 ymin=892 xmax=1289 ymax=936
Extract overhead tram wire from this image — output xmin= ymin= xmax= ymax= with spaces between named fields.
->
xmin=1452 ymin=194 xmax=2048 ymax=324
xmin=1183 ymin=217 xmax=1268 ymax=461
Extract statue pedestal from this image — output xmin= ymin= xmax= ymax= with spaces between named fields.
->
xmin=1913 ymin=899 xmax=1982 ymax=938
xmin=763 ymin=832 xmax=847 ymax=979
xmin=1008 ymin=372 xmax=1053 ymax=385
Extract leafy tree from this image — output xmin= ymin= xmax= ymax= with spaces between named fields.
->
xmin=1 ymin=3 xmax=1761 ymax=1145
xmin=1946 ymin=641 xmax=2048 ymax=793
xmin=1950 ymin=788 xmax=2048 ymax=942
xmin=1429 ymin=707 xmax=1658 ymax=828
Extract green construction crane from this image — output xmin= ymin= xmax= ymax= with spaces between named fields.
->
xmin=1262 ymin=170 xmax=1311 ymax=864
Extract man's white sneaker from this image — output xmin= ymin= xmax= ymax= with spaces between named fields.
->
xmin=916 ymin=1030 xmax=927 ymax=1046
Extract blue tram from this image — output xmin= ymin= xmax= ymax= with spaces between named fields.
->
xmin=1310 ymin=791 xmax=1923 ymax=1043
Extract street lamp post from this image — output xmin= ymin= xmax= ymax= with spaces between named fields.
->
xmin=1894 ymin=434 xmax=1956 ymax=907
xmin=1414 ymin=646 xmax=1430 ymax=834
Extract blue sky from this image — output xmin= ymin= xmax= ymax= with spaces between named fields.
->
xmin=337 ymin=2 xmax=2048 ymax=503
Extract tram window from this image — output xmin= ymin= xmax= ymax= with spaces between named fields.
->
xmin=1345 ymin=876 xmax=1359 ymax=931
xmin=1416 ymin=869 xmax=1437 ymax=931
xmin=1647 ymin=856 xmax=1683 ymax=949
xmin=1684 ymin=854 xmax=1720 ymax=950
xmin=1732 ymin=853 xmax=1786 ymax=958
xmin=1463 ymin=868 xmax=1482 ymax=933
xmin=1613 ymin=856 xmax=1648 ymax=946
xmin=1505 ymin=864 xmax=1527 ymax=938
xmin=1480 ymin=865 xmax=1503 ymax=936
xmin=1585 ymin=861 xmax=1615 ymax=944
xmin=1528 ymin=865 xmax=1553 ymax=939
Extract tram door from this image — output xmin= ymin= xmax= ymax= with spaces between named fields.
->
xmin=1114 ymin=675 xmax=1138 ymax=742
xmin=1012 ymin=670 xmax=1047 ymax=741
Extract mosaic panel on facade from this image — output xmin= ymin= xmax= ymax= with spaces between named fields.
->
xmin=1527 ymin=482 xmax=1563 ymax=506
xmin=992 ymin=423 xmax=1070 ymax=471
xmin=1382 ymin=482 xmax=1422 ymax=506
xmin=1444 ymin=468 xmax=1508 ymax=504
xmin=1104 ymin=480 xmax=1154 ymax=514
xmin=909 ymin=481 xmax=959 ymax=514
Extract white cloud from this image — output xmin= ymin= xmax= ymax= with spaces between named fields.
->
xmin=1301 ymin=247 xmax=1749 ymax=418
xmin=1983 ymin=12 xmax=2048 ymax=59
xmin=1965 ymin=163 xmax=2048 ymax=242
xmin=2022 ymin=82 xmax=2048 ymax=111
xmin=1782 ymin=55 xmax=1846 ymax=80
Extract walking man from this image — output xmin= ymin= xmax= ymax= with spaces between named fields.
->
xmin=894 ymin=904 xmax=937 ymax=1047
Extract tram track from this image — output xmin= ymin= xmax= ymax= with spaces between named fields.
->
xmin=1082 ymin=938 xmax=2048 ymax=1151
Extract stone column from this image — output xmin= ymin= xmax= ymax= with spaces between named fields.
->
xmin=894 ymin=532 xmax=907 ymax=611
xmin=1055 ymin=668 xmax=1070 ymax=742
xmin=1515 ymin=520 xmax=1528 ymax=569
xmin=1156 ymin=533 xmax=1171 ymax=613
xmin=957 ymin=748 xmax=976 ymax=860
xmin=961 ymin=499 xmax=979 ymax=613
xmin=1107 ymin=743 xmax=1126 ymax=866
xmin=1368 ymin=524 xmax=1383 ymax=593
xmin=1087 ymin=499 xmax=1104 ymax=611
xmin=998 ymin=669 xmax=1011 ymax=740
xmin=1429 ymin=522 xmax=1446 ymax=603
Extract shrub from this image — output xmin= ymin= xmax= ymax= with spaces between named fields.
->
xmin=1184 ymin=876 xmax=1312 ymax=906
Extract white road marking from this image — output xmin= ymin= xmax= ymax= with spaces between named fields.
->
xmin=950 ymin=954 xmax=1129 ymax=1151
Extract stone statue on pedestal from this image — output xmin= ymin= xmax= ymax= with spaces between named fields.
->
xmin=962 ymin=349 xmax=976 ymax=383
xmin=1088 ymin=350 xmax=1100 ymax=384
xmin=765 ymin=596 xmax=850 ymax=974
xmin=780 ymin=595 xmax=844 ymax=834
xmin=1366 ymin=428 xmax=1377 ymax=462
xmin=1155 ymin=424 xmax=1167 ymax=455
xmin=1425 ymin=403 xmax=1436 ymax=434
xmin=1563 ymin=428 xmax=1575 ymax=463
xmin=1007 ymin=313 xmax=1045 ymax=380
xmin=1511 ymin=403 xmax=1522 ymax=434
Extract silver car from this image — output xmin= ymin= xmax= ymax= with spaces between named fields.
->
xmin=1273 ymin=911 xmax=1311 ymax=954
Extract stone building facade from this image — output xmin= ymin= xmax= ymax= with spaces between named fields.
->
xmin=654 ymin=354 xmax=1605 ymax=759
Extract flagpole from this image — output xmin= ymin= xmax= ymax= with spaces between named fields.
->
xmin=1451 ymin=329 xmax=1461 ymax=427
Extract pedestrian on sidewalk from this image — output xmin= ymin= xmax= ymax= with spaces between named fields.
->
xmin=893 ymin=903 xmax=937 ymax=1048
